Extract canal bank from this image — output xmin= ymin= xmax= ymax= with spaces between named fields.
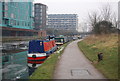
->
xmin=29 ymin=42 xmax=70 ymax=79
xmin=1 ymin=38 xmax=58 ymax=80
xmin=1 ymin=35 xmax=51 ymax=80
xmin=2 ymin=36 xmax=43 ymax=43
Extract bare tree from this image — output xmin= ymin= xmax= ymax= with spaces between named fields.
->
xmin=100 ymin=4 xmax=118 ymax=33
xmin=100 ymin=4 xmax=113 ymax=21
xmin=87 ymin=4 xmax=117 ymax=34
xmin=112 ymin=12 xmax=118 ymax=28
xmin=88 ymin=11 xmax=101 ymax=34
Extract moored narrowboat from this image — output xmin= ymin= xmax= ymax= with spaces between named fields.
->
xmin=27 ymin=39 xmax=57 ymax=68
xmin=55 ymin=36 xmax=68 ymax=46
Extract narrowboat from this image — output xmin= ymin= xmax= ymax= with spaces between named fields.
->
xmin=55 ymin=36 xmax=68 ymax=46
xmin=27 ymin=39 xmax=57 ymax=68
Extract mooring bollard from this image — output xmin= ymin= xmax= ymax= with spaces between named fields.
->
xmin=98 ymin=52 xmax=103 ymax=62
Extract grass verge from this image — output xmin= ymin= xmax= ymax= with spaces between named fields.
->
xmin=29 ymin=42 xmax=70 ymax=79
xmin=78 ymin=34 xmax=118 ymax=79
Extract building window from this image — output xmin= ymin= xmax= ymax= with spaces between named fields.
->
xmin=5 ymin=4 xmax=8 ymax=10
xmin=36 ymin=5 xmax=39 ymax=8
xmin=11 ymin=13 xmax=14 ymax=18
xmin=0 ymin=20 xmax=2 ymax=24
xmin=40 ymin=6 xmax=42 ymax=9
xmin=4 ymin=19 xmax=9 ymax=25
xmin=4 ymin=12 xmax=8 ymax=17
xmin=17 ymin=21 xmax=19 ymax=26
xmin=22 ymin=21 xmax=24 ymax=26
xmin=10 ymin=20 xmax=13 ymax=25
xmin=14 ymin=20 xmax=16 ymax=25
xmin=27 ymin=23 xmax=29 ymax=26
xmin=13 ymin=20 xmax=16 ymax=25
xmin=28 ymin=23 xmax=30 ymax=26
xmin=25 ymin=22 xmax=27 ymax=26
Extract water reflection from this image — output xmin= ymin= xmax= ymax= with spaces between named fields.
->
xmin=28 ymin=67 xmax=36 ymax=76
xmin=2 ymin=51 xmax=29 ymax=80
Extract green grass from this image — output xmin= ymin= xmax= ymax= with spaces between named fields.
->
xmin=78 ymin=34 xmax=118 ymax=79
xmin=29 ymin=42 xmax=70 ymax=79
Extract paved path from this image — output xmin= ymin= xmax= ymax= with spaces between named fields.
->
xmin=54 ymin=40 xmax=106 ymax=79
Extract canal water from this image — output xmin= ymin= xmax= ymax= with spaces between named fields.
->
xmin=1 ymin=51 xmax=33 ymax=80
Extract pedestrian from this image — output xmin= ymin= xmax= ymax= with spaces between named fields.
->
xmin=97 ymin=52 xmax=103 ymax=62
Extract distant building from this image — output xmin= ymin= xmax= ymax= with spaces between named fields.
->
xmin=34 ymin=3 xmax=47 ymax=30
xmin=47 ymin=14 xmax=78 ymax=31
xmin=0 ymin=1 xmax=38 ymax=36
xmin=0 ymin=1 xmax=2 ymax=28
xmin=38 ymin=30 xmax=46 ymax=37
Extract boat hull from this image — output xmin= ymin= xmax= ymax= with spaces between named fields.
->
xmin=27 ymin=53 xmax=47 ymax=68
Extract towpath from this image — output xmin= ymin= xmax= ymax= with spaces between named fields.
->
xmin=54 ymin=40 xmax=106 ymax=79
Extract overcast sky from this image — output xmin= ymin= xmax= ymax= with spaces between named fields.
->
xmin=34 ymin=0 xmax=119 ymax=31
xmin=34 ymin=0 xmax=118 ymax=22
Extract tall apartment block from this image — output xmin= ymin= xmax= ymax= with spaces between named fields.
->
xmin=34 ymin=3 xmax=47 ymax=30
xmin=0 ymin=1 xmax=2 ymax=28
xmin=0 ymin=0 xmax=38 ymax=36
xmin=47 ymin=14 xmax=78 ymax=31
